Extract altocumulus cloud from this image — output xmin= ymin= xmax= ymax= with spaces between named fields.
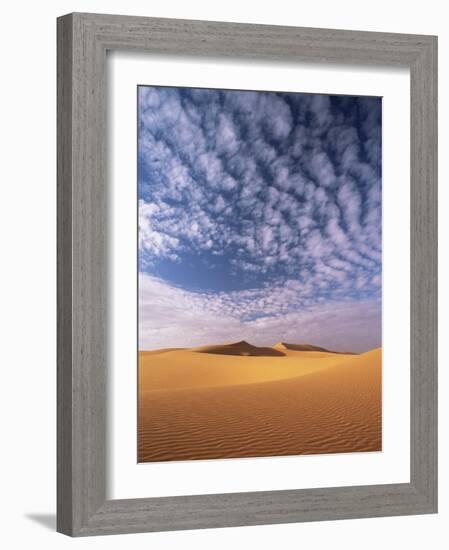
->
xmin=138 ymin=86 xmax=382 ymax=352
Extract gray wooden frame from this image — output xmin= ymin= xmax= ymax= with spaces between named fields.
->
xmin=57 ymin=12 xmax=438 ymax=537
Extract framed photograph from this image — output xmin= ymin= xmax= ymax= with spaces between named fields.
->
xmin=57 ymin=12 xmax=437 ymax=536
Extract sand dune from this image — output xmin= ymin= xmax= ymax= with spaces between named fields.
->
xmin=138 ymin=346 xmax=354 ymax=391
xmin=273 ymin=342 xmax=356 ymax=354
xmin=192 ymin=340 xmax=285 ymax=356
xmin=138 ymin=344 xmax=381 ymax=462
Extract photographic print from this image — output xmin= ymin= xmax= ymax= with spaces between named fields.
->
xmin=138 ymin=85 xmax=382 ymax=463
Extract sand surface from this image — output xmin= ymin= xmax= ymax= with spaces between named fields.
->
xmin=138 ymin=344 xmax=381 ymax=462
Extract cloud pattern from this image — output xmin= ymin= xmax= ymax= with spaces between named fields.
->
xmin=138 ymin=86 xmax=381 ymax=351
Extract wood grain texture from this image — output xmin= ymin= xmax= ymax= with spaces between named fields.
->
xmin=410 ymin=37 xmax=438 ymax=508
xmin=57 ymin=12 xmax=438 ymax=536
xmin=57 ymin=13 xmax=74 ymax=536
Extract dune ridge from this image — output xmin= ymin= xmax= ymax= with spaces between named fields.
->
xmin=273 ymin=342 xmax=356 ymax=354
xmin=138 ymin=342 xmax=381 ymax=462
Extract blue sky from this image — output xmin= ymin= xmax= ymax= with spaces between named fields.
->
xmin=138 ymin=86 xmax=382 ymax=352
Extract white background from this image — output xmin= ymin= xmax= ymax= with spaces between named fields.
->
xmin=0 ymin=1 xmax=445 ymax=549
xmin=109 ymin=54 xmax=410 ymax=498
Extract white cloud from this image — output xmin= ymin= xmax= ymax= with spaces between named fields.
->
xmin=137 ymin=87 xmax=382 ymax=325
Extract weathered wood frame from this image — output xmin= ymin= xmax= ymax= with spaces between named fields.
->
xmin=57 ymin=12 xmax=438 ymax=536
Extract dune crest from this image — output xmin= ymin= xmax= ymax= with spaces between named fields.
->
xmin=273 ymin=342 xmax=356 ymax=354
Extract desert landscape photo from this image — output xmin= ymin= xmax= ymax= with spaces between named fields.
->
xmin=139 ymin=343 xmax=381 ymax=461
xmin=138 ymin=85 xmax=382 ymax=462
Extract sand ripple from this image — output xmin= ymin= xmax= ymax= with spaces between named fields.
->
xmin=138 ymin=348 xmax=381 ymax=462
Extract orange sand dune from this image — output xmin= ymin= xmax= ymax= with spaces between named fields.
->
xmin=138 ymin=345 xmax=381 ymax=462
xmin=139 ymin=346 xmax=355 ymax=391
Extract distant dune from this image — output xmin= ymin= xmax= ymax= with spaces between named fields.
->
xmin=273 ymin=342 xmax=356 ymax=354
xmin=138 ymin=342 xmax=381 ymax=462
xmin=192 ymin=340 xmax=285 ymax=356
